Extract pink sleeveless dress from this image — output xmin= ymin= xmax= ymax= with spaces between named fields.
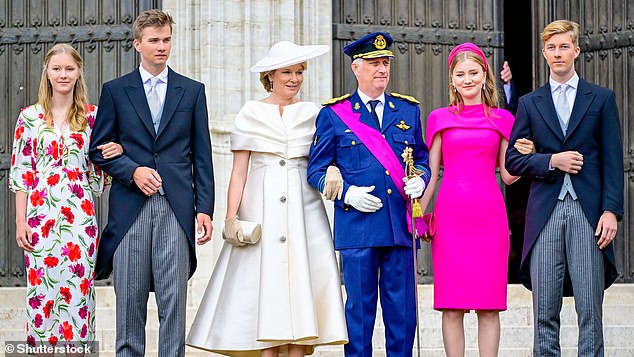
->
xmin=426 ymin=104 xmax=514 ymax=310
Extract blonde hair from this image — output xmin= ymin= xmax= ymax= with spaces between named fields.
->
xmin=133 ymin=9 xmax=174 ymax=40
xmin=259 ymin=61 xmax=308 ymax=92
xmin=448 ymin=51 xmax=499 ymax=116
xmin=542 ymin=20 xmax=580 ymax=47
xmin=38 ymin=43 xmax=89 ymax=132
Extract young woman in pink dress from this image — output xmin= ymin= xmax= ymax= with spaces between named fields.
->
xmin=419 ymin=43 xmax=533 ymax=356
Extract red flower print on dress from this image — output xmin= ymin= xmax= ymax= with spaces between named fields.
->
xmin=48 ymin=335 xmax=58 ymax=347
xmin=85 ymin=226 xmax=97 ymax=239
xmin=80 ymin=324 xmax=88 ymax=338
xmin=28 ymin=267 xmax=43 ymax=286
xmin=22 ymin=140 xmax=32 ymax=156
xmin=24 ymin=254 xmax=30 ymax=269
xmin=60 ymin=206 xmax=75 ymax=224
xmin=42 ymin=219 xmax=55 ymax=238
xmin=15 ymin=125 xmax=24 ymax=140
xmin=48 ymin=140 xmax=60 ymax=160
xmin=31 ymin=232 xmax=39 ymax=246
xmin=59 ymin=287 xmax=72 ymax=304
xmin=78 ymin=306 xmax=88 ymax=319
xmin=88 ymin=242 xmax=96 ymax=257
xmin=22 ymin=171 xmax=38 ymax=189
xmin=11 ymin=153 xmax=15 ymax=166
xmin=68 ymin=183 xmax=85 ymax=199
xmin=65 ymin=167 xmax=84 ymax=181
xmin=80 ymin=278 xmax=92 ymax=296
xmin=43 ymin=300 xmax=54 ymax=318
xmin=47 ymin=174 xmax=60 ymax=186
xmin=59 ymin=321 xmax=74 ymax=340
xmin=28 ymin=214 xmax=45 ymax=228
xmin=70 ymin=263 xmax=85 ymax=278
xmin=34 ymin=313 xmax=43 ymax=328
xmin=61 ymin=242 xmax=81 ymax=262
xmin=29 ymin=190 xmax=46 ymax=206
xmin=27 ymin=334 xmax=36 ymax=346
xmin=44 ymin=256 xmax=59 ymax=268
xmin=81 ymin=199 xmax=94 ymax=216
xmin=69 ymin=133 xmax=84 ymax=149
xmin=28 ymin=294 xmax=45 ymax=309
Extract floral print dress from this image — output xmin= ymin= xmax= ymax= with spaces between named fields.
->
xmin=9 ymin=104 xmax=103 ymax=347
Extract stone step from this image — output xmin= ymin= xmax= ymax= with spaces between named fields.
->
xmin=2 ymin=284 xmax=633 ymax=355
xmin=3 ymin=324 xmax=632 ymax=353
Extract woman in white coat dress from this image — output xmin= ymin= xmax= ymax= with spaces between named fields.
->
xmin=187 ymin=41 xmax=348 ymax=357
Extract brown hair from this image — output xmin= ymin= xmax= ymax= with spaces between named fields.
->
xmin=38 ymin=43 xmax=89 ymax=132
xmin=258 ymin=62 xmax=308 ymax=92
xmin=133 ymin=9 xmax=174 ymax=40
xmin=447 ymin=51 xmax=499 ymax=115
xmin=541 ymin=20 xmax=580 ymax=47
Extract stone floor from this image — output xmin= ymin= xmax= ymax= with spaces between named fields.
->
xmin=1 ymin=284 xmax=633 ymax=356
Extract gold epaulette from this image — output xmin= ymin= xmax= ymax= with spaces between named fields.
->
xmin=322 ymin=93 xmax=351 ymax=106
xmin=390 ymin=92 xmax=420 ymax=104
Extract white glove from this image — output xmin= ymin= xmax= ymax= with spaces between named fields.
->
xmin=222 ymin=216 xmax=245 ymax=246
xmin=344 ymin=185 xmax=383 ymax=213
xmin=323 ymin=166 xmax=343 ymax=201
xmin=404 ymin=176 xmax=426 ymax=198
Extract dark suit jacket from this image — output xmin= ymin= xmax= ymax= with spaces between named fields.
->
xmin=89 ymin=67 xmax=214 ymax=279
xmin=505 ymin=78 xmax=623 ymax=294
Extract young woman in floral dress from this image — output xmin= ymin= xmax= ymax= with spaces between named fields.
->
xmin=9 ymin=43 xmax=121 ymax=349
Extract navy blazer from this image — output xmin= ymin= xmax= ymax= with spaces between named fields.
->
xmin=505 ymin=78 xmax=623 ymax=293
xmin=307 ymin=91 xmax=431 ymax=249
xmin=89 ymin=67 xmax=214 ymax=279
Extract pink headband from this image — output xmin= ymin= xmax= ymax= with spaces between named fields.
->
xmin=447 ymin=42 xmax=489 ymax=72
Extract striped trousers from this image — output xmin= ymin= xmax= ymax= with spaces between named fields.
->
xmin=530 ymin=195 xmax=605 ymax=357
xmin=113 ymin=194 xmax=190 ymax=357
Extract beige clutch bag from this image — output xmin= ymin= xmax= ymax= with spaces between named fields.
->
xmin=222 ymin=218 xmax=262 ymax=246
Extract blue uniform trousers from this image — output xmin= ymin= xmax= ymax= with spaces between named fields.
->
xmin=340 ymin=246 xmax=416 ymax=357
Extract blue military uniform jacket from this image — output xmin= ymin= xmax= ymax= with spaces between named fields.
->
xmin=307 ymin=91 xmax=431 ymax=249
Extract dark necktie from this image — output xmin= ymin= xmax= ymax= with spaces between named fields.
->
xmin=368 ymin=100 xmax=381 ymax=128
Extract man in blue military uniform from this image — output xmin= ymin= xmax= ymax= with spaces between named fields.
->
xmin=307 ymin=32 xmax=431 ymax=357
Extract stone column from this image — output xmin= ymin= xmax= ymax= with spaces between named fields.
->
xmin=162 ymin=0 xmax=332 ymax=305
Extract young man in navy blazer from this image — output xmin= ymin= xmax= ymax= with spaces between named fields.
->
xmin=506 ymin=20 xmax=623 ymax=356
xmin=89 ymin=9 xmax=214 ymax=357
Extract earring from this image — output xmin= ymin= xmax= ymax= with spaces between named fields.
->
xmin=482 ymin=83 xmax=486 ymax=91
xmin=269 ymin=80 xmax=274 ymax=91
xmin=453 ymin=86 xmax=457 ymax=93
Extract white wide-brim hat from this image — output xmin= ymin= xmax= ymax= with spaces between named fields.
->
xmin=250 ymin=41 xmax=330 ymax=73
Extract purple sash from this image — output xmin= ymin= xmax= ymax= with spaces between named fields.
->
xmin=330 ymin=100 xmax=426 ymax=237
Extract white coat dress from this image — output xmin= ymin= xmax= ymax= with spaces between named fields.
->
xmin=187 ymin=101 xmax=348 ymax=356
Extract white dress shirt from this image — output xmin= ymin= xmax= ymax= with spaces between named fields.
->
xmin=357 ymin=90 xmax=385 ymax=127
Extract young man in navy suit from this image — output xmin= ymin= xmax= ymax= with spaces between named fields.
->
xmin=89 ymin=9 xmax=214 ymax=356
xmin=308 ymin=32 xmax=430 ymax=356
xmin=506 ymin=20 xmax=623 ymax=356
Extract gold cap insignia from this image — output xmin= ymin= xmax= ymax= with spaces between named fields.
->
xmin=354 ymin=102 xmax=361 ymax=110
xmin=374 ymin=35 xmax=387 ymax=50
xmin=396 ymin=120 xmax=411 ymax=131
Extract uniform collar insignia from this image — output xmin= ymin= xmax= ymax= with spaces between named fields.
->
xmin=396 ymin=120 xmax=411 ymax=131
xmin=353 ymin=102 xmax=361 ymax=110
xmin=388 ymin=101 xmax=395 ymax=109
